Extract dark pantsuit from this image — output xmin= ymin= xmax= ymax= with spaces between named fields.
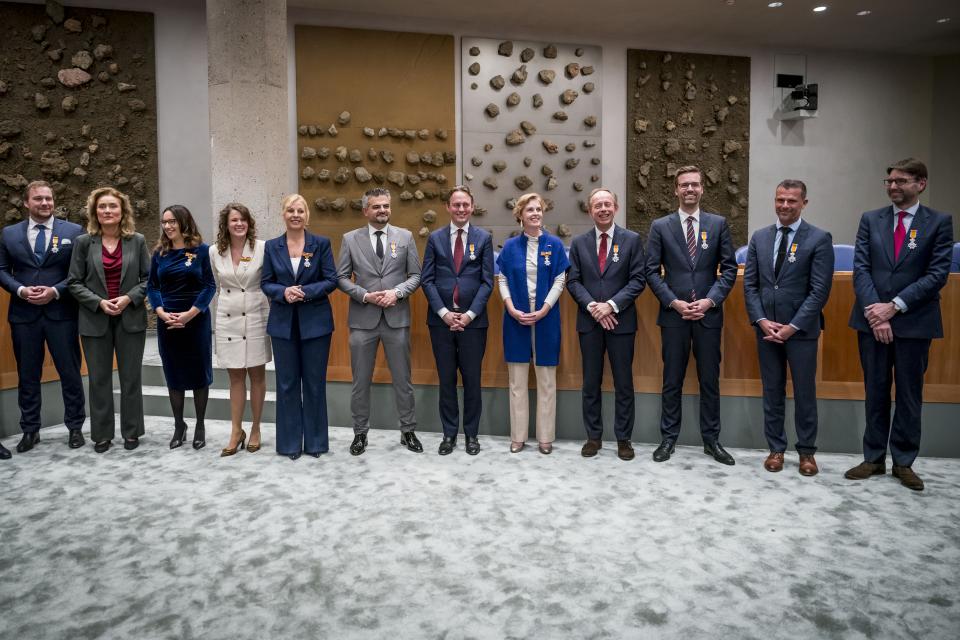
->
xmin=81 ymin=316 xmax=145 ymax=442
xmin=579 ymin=328 xmax=636 ymax=441
xmin=756 ymin=335 xmax=819 ymax=454
xmin=857 ymin=332 xmax=930 ymax=467
xmin=428 ymin=324 xmax=487 ymax=438
xmin=349 ymin=317 xmax=416 ymax=434
xmin=272 ymin=314 xmax=331 ymax=456
xmin=660 ymin=323 xmax=721 ymax=443
xmin=11 ymin=317 xmax=85 ymax=432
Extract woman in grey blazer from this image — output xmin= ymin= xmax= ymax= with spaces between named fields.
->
xmin=68 ymin=187 xmax=150 ymax=453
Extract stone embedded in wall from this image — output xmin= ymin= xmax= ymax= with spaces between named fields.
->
xmin=519 ymin=121 xmax=536 ymax=136
xmin=354 ymin=167 xmax=372 ymax=183
xmin=565 ymin=63 xmax=580 ymax=78
xmin=71 ymin=50 xmax=94 ymax=70
xmin=485 ymin=103 xmax=500 ymax=118
xmin=543 ymin=44 xmax=557 ymax=59
xmin=468 ymin=62 xmax=480 ymax=75
xmin=505 ymin=130 xmax=525 ymax=145
xmin=532 ymin=94 xmax=543 ymax=108
xmin=483 ymin=177 xmax=497 ymax=189
xmin=511 ymin=65 xmax=527 ymax=85
xmin=542 ymin=140 xmax=558 ymax=154
xmin=552 ymin=111 xmax=567 ymax=121
xmin=337 ymin=111 xmax=351 ymax=125
xmin=334 ymin=166 xmax=350 ymax=183
xmin=490 ymin=75 xmax=505 ymax=90
xmin=93 ymin=44 xmax=113 ymax=60
xmin=330 ymin=197 xmax=346 ymax=211
xmin=498 ymin=41 xmax=513 ymax=56
xmin=61 ymin=96 xmax=78 ymax=113
xmin=583 ymin=82 xmax=595 ymax=94
xmin=514 ymin=175 xmax=532 ymax=189
xmin=506 ymin=92 xmax=521 ymax=107
xmin=492 ymin=160 xmax=507 ymax=173
xmin=57 ymin=68 xmax=92 ymax=87
xmin=560 ymin=89 xmax=578 ymax=105
xmin=538 ymin=69 xmax=555 ymax=85
xmin=348 ymin=148 xmax=362 ymax=163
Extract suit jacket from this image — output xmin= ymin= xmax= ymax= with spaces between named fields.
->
xmin=420 ymin=224 xmax=494 ymax=329
xmin=567 ymin=225 xmax=646 ymax=334
xmin=743 ymin=220 xmax=834 ymax=339
xmin=261 ymin=232 xmax=338 ymax=341
xmin=848 ymin=204 xmax=954 ymax=339
xmin=67 ymin=233 xmax=150 ymax=336
xmin=0 ymin=217 xmax=83 ymax=323
xmin=336 ymin=224 xmax=421 ymax=330
xmin=644 ymin=210 xmax=738 ymax=328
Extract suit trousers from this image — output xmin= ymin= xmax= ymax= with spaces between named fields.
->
xmin=81 ymin=316 xmax=145 ymax=442
xmin=428 ymin=324 xmax=487 ymax=438
xmin=349 ymin=316 xmax=416 ymax=433
xmin=579 ymin=327 xmax=636 ymax=441
xmin=857 ymin=331 xmax=930 ymax=467
xmin=756 ymin=335 xmax=819 ymax=454
xmin=271 ymin=313 xmax=331 ymax=456
xmin=10 ymin=317 xmax=85 ymax=433
xmin=659 ymin=322 xmax=722 ymax=443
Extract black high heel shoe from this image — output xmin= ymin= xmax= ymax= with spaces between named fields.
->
xmin=169 ymin=421 xmax=188 ymax=449
xmin=192 ymin=423 xmax=206 ymax=450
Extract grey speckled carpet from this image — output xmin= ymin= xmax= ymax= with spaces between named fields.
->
xmin=1 ymin=418 xmax=958 ymax=640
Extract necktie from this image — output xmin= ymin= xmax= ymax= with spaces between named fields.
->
xmin=452 ymin=228 xmax=464 ymax=308
xmin=34 ymin=224 xmax=46 ymax=263
xmin=598 ymin=232 xmax=608 ymax=273
xmin=774 ymin=227 xmax=790 ymax=278
xmin=685 ymin=216 xmax=696 ymax=263
xmin=375 ymin=230 xmax=384 ymax=260
xmin=894 ymin=211 xmax=907 ymax=260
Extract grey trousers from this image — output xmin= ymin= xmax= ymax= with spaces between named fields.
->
xmin=349 ymin=317 xmax=416 ymax=433
xmin=81 ymin=317 xmax=146 ymax=442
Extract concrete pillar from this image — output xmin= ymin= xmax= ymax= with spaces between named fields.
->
xmin=206 ymin=0 xmax=288 ymax=239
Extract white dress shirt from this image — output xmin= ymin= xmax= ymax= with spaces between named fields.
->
xmin=437 ymin=222 xmax=477 ymax=321
xmin=18 ymin=216 xmax=58 ymax=299
xmin=498 ymin=232 xmax=566 ymax=309
xmin=591 ymin=225 xmax=619 ymax=313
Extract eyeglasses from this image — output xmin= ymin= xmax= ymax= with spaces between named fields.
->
xmin=882 ymin=178 xmax=916 ymax=187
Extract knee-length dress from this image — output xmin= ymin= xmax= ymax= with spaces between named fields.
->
xmin=209 ymin=240 xmax=272 ymax=368
xmin=147 ymin=244 xmax=216 ymax=390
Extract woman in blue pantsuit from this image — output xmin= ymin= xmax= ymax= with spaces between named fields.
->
xmin=261 ymin=194 xmax=337 ymax=460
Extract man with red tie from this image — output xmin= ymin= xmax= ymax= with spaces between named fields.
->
xmin=845 ymin=158 xmax=954 ymax=491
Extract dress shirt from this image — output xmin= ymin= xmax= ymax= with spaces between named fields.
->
xmin=18 ymin=216 xmax=59 ymax=299
xmin=591 ymin=225 xmax=620 ymax=314
xmin=890 ymin=201 xmax=920 ymax=312
xmin=678 ymin=209 xmax=701 ymax=241
xmin=773 ymin=217 xmax=802 ymax=269
xmin=437 ymin=222 xmax=477 ymax=321
xmin=498 ymin=232 xmax=566 ymax=309
xmin=365 ymin=223 xmax=405 ymax=301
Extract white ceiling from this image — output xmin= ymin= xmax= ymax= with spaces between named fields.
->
xmin=289 ymin=0 xmax=960 ymax=56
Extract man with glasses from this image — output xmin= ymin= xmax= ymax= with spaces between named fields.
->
xmin=0 ymin=180 xmax=86 ymax=457
xmin=421 ymin=186 xmax=494 ymax=455
xmin=845 ymin=158 xmax=954 ymax=491
xmin=644 ymin=166 xmax=738 ymax=465
xmin=337 ymin=187 xmax=422 ymax=455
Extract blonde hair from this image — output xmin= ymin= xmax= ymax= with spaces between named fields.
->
xmin=281 ymin=193 xmax=310 ymax=225
xmin=512 ymin=192 xmax=546 ymax=224
xmin=85 ymin=187 xmax=137 ymax=238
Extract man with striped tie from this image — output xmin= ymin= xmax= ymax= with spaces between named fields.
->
xmin=644 ymin=166 xmax=738 ymax=465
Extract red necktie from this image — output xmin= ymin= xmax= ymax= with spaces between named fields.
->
xmin=598 ymin=232 xmax=607 ymax=273
xmin=453 ymin=228 xmax=464 ymax=308
xmin=894 ymin=211 xmax=907 ymax=260
xmin=685 ymin=216 xmax=697 ymax=262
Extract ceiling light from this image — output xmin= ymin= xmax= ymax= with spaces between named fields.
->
xmin=768 ymin=2 xmax=783 ymax=7
xmin=857 ymin=10 xmax=871 ymax=16
xmin=813 ymin=5 xmax=828 ymax=12
xmin=937 ymin=17 xmax=951 ymax=23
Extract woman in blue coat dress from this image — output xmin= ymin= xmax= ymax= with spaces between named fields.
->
xmin=496 ymin=193 xmax=569 ymax=454
xmin=261 ymin=194 xmax=338 ymax=460
xmin=147 ymin=205 xmax=216 ymax=450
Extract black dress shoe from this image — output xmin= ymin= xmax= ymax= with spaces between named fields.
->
xmin=652 ymin=440 xmax=675 ymax=462
xmin=350 ymin=433 xmax=367 ymax=456
xmin=123 ymin=438 xmax=139 ymax=451
xmin=94 ymin=440 xmax=112 ymax=453
xmin=438 ymin=435 xmax=456 ymax=455
xmin=703 ymin=441 xmax=735 ymax=465
xmin=400 ymin=431 xmax=423 ymax=453
xmin=192 ymin=424 xmax=206 ymax=450
xmin=68 ymin=429 xmax=85 ymax=449
xmin=465 ymin=436 xmax=480 ymax=456
xmin=305 ymin=451 xmax=323 ymax=458
xmin=0 ymin=443 xmax=10 ymax=459
xmin=16 ymin=431 xmax=40 ymax=453
xmin=288 ymin=452 xmax=301 ymax=460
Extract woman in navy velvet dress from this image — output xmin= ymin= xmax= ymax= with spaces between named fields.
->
xmin=261 ymin=194 xmax=338 ymax=460
xmin=147 ymin=205 xmax=216 ymax=450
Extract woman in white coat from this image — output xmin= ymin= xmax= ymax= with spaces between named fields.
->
xmin=209 ymin=203 xmax=272 ymax=456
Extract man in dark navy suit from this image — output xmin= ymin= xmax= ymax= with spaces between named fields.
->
xmin=743 ymin=180 xmax=834 ymax=476
xmin=0 ymin=181 xmax=86 ymax=457
xmin=845 ymin=158 xmax=954 ymax=491
xmin=421 ymin=185 xmax=494 ymax=455
xmin=644 ymin=165 xmax=738 ymax=465
xmin=567 ymin=188 xmax=646 ymax=461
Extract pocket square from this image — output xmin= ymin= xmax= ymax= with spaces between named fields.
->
xmin=61 ymin=238 xmax=72 ymax=245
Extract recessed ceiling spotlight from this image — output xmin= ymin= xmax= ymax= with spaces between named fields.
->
xmin=857 ymin=10 xmax=871 ymax=16
xmin=813 ymin=5 xmax=828 ymax=12
xmin=768 ymin=2 xmax=783 ymax=7
xmin=937 ymin=17 xmax=951 ymax=23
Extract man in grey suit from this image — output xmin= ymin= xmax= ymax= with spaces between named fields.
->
xmin=743 ymin=180 xmax=834 ymax=476
xmin=337 ymin=187 xmax=423 ymax=455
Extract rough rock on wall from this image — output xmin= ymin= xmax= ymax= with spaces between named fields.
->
xmin=626 ymin=49 xmax=749 ymax=245
xmin=0 ymin=0 xmax=159 ymax=244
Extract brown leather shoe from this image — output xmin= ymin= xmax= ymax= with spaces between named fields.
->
xmin=617 ymin=440 xmax=635 ymax=461
xmin=763 ymin=451 xmax=784 ymax=472
xmin=581 ymin=439 xmax=602 ymax=457
xmin=844 ymin=460 xmax=886 ymax=480
xmin=798 ymin=454 xmax=818 ymax=476
xmin=892 ymin=465 xmax=924 ymax=491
